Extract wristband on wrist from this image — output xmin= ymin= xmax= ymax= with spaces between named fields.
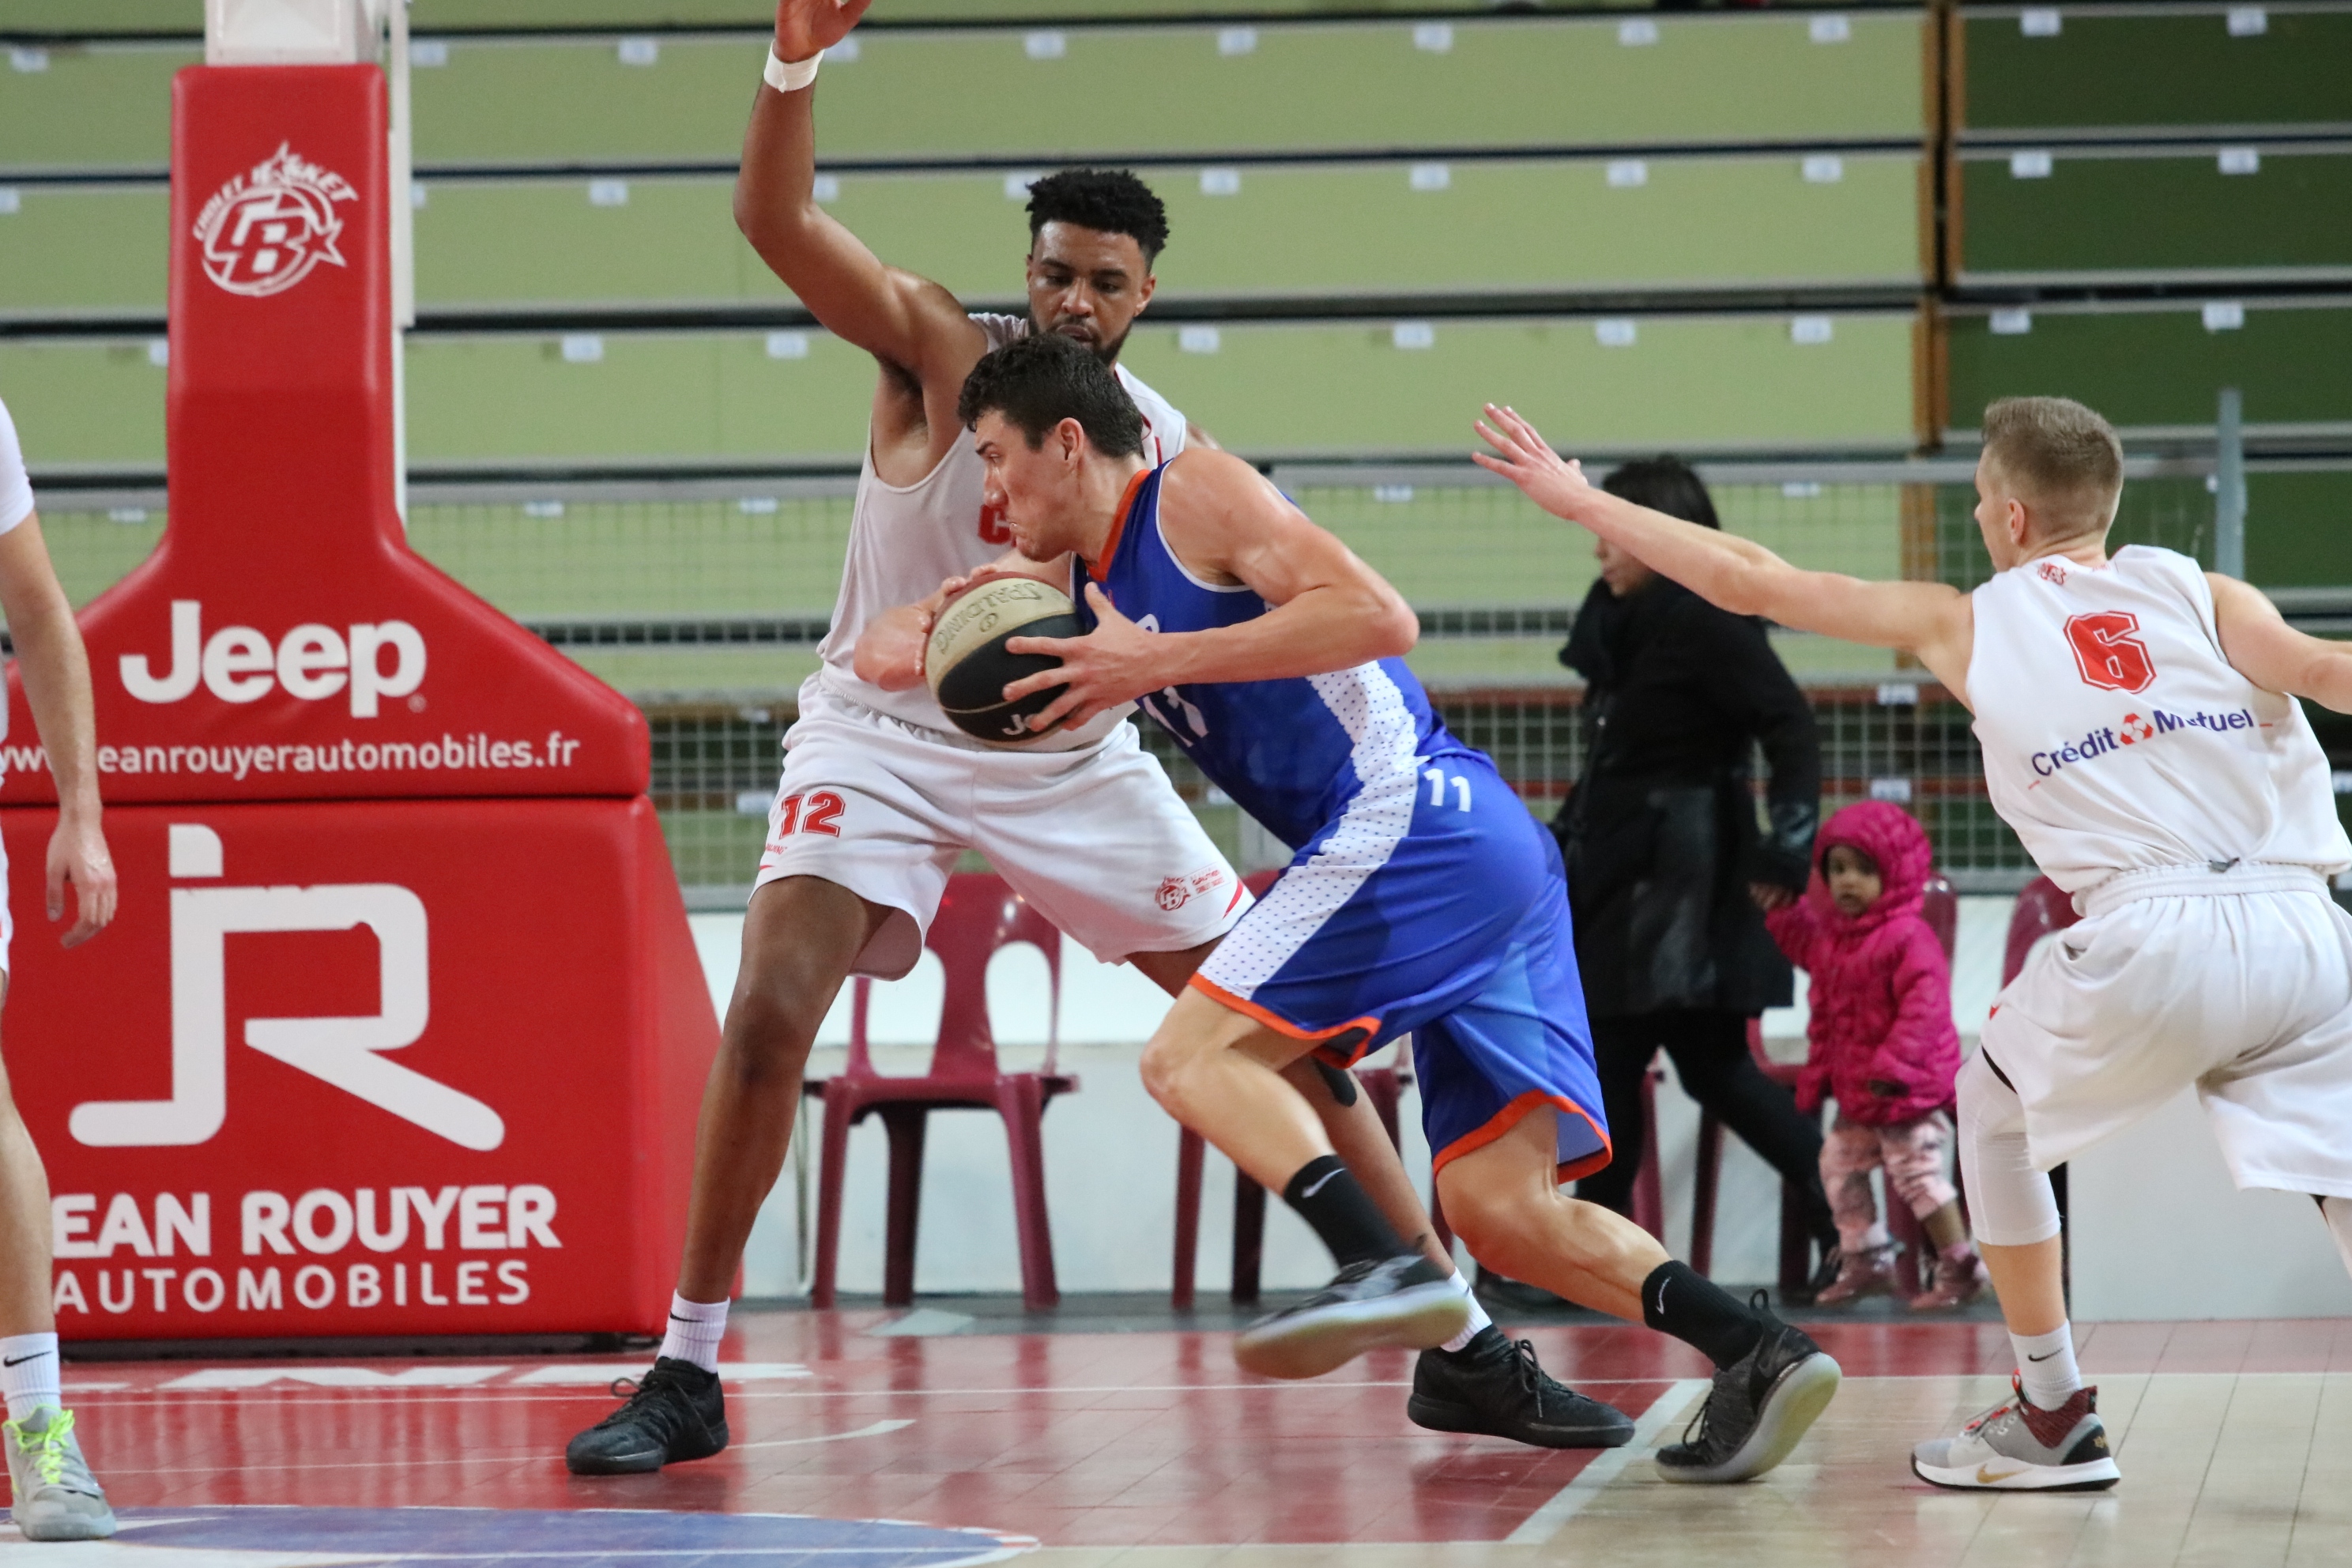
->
xmin=763 ymin=47 xmax=823 ymax=92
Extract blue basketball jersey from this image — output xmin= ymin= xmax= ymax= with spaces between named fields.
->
xmin=1078 ymin=464 xmax=1481 ymax=848
xmin=1083 ymin=461 xmax=1611 ymax=1182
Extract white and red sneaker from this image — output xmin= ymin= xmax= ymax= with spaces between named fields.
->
xmin=1912 ymin=1374 xmax=2120 ymax=1491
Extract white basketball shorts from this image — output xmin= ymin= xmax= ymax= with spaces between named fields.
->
xmin=1981 ymin=862 xmax=2352 ymax=1198
xmin=753 ymin=684 xmax=1249 ymax=978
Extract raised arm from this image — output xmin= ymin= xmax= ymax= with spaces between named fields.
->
xmin=735 ymin=0 xmax=982 ymax=388
xmin=2209 ymin=574 xmax=2352 ymax=713
xmin=1475 ymin=405 xmax=1977 ymax=703
xmin=0 ymin=517 xmax=115 ymax=946
xmin=1004 ymin=450 xmax=1418 ymax=729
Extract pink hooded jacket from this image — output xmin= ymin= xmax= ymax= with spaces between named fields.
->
xmin=1764 ymin=800 xmax=1960 ymax=1125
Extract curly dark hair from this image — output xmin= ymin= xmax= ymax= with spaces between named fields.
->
xmin=958 ymin=331 xmax=1145 ymax=458
xmin=1024 ymin=168 xmax=1170 ymax=266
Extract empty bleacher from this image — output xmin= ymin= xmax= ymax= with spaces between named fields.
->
xmin=4 ymin=0 xmax=2350 ymax=890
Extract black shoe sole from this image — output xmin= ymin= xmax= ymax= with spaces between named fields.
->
xmin=1233 ymin=1282 xmax=1467 ymax=1381
xmin=564 ymin=1421 xmax=729 ymax=1476
xmin=1657 ymin=1351 xmax=1841 ymax=1484
xmin=1408 ymin=1392 xmax=1635 ymax=1449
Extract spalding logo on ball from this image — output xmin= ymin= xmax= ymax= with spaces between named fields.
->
xmin=926 ymin=575 xmax=1084 ymax=743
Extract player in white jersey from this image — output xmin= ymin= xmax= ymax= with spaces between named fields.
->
xmin=1477 ymin=394 xmax=2352 ymax=1492
xmin=568 ymin=0 xmax=1569 ymax=1473
xmin=0 ymin=397 xmax=121 ymax=1539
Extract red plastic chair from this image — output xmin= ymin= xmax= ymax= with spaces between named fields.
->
xmin=1170 ymin=869 xmax=1418 ymax=1308
xmin=2001 ymin=875 xmax=2078 ymax=986
xmin=1683 ymin=875 xmax=1958 ymax=1292
xmin=805 ymin=873 xmax=1075 ymax=1311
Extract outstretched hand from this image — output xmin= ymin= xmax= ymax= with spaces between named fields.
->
xmin=1472 ymin=403 xmax=1599 ymax=524
xmin=775 ymin=0 xmax=871 ymax=62
xmin=1001 ymin=582 xmax=1164 ymax=733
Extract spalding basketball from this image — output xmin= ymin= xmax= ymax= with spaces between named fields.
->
xmin=925 ymin=575 xmax=1084 ymax=744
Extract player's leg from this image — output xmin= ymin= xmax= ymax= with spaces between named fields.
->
xmin=1911 ymin=1049 xmax=2116 ymax=1491
xmin=1420 ymin=929 xmax=1842 ymax=1486
xmin=0 ymin=977 xmax=115 ymax=1540
xmin=677 ymin=876 xmax=895 ymax=1304
xmin=1813 ymin=1115 xmax=1896 ymax=1304
xmin=1134 ymin=943 xmax=1466 ymax=1285
xmin=567 ymin=876 xmax=891 ymax=1476
xmin=1141 ymin=987 xmax=1466 ymax=1377
xmin=571 ymin=710 xmax=960 ymax=1475
xmin=1435 ymin=1113 xmax=1838 ymax=1481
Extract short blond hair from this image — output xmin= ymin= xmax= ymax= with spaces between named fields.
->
xmin=1981 ymin=396 xmax=2124 ymax=541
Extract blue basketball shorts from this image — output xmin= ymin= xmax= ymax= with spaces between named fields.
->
xmin=1192 ymin=752 xmax=1610 ymax=1181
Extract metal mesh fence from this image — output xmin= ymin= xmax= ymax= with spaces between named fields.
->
xmin=32 ymin=469 xmax=2253 ymax=894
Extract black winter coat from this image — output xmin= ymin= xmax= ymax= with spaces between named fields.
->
xmin=1555 ymin=575 xmax=1821 ymax=1019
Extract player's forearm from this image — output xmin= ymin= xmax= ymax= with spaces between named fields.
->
xmin=1155 ymin=585 xmax=1416 ymax=686
xmin=2290 ymin=647 xmax=2352 ymax=714
xmin=13 ymin=597 xmax=101 ymax=818
xmin=1574 ymin=490 xmax=1789 ymax=618
xmin=854 ymin=604 xmax=930 ymax=692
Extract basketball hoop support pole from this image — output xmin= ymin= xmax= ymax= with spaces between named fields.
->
xmin=2214 ymin=386 xmax=2246 ymax=580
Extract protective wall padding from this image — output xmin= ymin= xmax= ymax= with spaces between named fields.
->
xmin=0 ymin=65 xmax=718 ymax=1344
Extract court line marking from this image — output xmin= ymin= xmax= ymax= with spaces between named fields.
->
xmin=59 ymin=1376 xmax=1724 ymax=1408
xmin=96 ymin=1420 xmax=917 ymax=1476
xmin=1502 ymin=1377 xmax=1708 ymax=1546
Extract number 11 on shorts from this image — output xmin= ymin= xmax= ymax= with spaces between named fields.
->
xmin=1423 ymin=767 xmax=1471 ymax=812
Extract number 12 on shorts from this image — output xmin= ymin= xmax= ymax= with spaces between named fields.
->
xmin=1423 ymin=767 xmax=1472 ymax=812
xmin=774 ymin=790 xmax=845 ymax=839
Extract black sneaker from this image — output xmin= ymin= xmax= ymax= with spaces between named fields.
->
xmin=1233 ymin=1255 xmax=1467 ymax=1380
xmin=1409 ymin=1326 xmax=1635 ymax=1449
xmin=1655 ymin=1294 xmax=1841 ymax=1483
xmin=564 ymin=1357 xmax=730 ymax=1475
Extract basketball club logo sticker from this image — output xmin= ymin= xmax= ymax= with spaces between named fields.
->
xmin=195 ymin=142 xmax=358 ymax=298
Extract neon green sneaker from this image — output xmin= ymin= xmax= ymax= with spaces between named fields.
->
xmin=6 ymin=1407 xmax=117 ymax=1540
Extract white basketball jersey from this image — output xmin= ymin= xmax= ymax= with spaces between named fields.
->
xmin=1968 ymin=545 xmax=2350 ymax=895
xmin=812 ymin=314 xmax=1188 ymax=743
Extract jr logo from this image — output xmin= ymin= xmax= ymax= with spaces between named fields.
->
xmin=68 ymin=826 xmax=503 ymax=1152
xmin=122 ymin=601 xmax=425 ymax=718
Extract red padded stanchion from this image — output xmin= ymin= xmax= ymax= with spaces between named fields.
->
xmin=1 ymin=66 xmax=717 ymax=1340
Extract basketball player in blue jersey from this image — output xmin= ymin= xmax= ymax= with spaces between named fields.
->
xmin=568 ymin=0 xmax=1589 ymax=1472
xmin=860 ymin=333 xmax=1843 ymax=1483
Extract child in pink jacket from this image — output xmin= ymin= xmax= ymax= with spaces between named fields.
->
xmin=1766 ymin=800 xmax=1989 ymax=1308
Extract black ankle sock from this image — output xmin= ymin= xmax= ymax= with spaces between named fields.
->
xmin=1641 ymin=1261 xmax=1765 ymax=1370
xmin=1280 ymin=1155 xmax=1410 ymax=1268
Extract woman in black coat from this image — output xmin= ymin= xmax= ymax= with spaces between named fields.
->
xmin=1555 ymin=458 xmax=1839 ymax=1271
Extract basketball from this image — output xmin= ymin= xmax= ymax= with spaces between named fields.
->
xmin=925 ymin=574 xmax=1084 ymax=744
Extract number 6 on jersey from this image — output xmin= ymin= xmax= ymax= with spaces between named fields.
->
xmin=2064 ymin=611 xmax=2157 ymax=694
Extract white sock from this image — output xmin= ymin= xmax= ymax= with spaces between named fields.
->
xmin=1440 ymin=1269 xmax=1493 ymax=1353
xmin=2322 ymin=1197 xmax=2352 ymax=1281
xmin=0 ymin=1333 xmax=61 ymax=1424
xmin=2012 ymin=1321 xmax=2082 ymax=1411
xmin=658 ymin=1294 xmax=728 ymax=1375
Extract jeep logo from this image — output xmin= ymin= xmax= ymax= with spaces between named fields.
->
xmin=122 ymin=600 xmax=425 ymax=718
